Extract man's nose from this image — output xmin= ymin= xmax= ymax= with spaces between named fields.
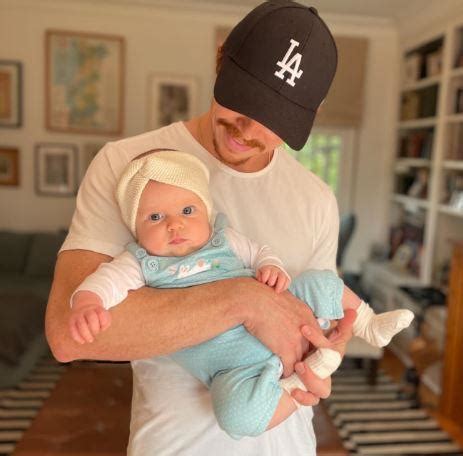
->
xmin=235 ymin=116 xmax=253 ymax=134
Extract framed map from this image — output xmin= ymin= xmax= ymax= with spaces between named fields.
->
xmin=45 ymin=30 xmax=125 ymax=135
xmin=0 ymin=61 xmax=22 ymax=128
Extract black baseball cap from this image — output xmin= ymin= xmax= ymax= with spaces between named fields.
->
xmin=214 ymin=0 xmax=337 ymax=150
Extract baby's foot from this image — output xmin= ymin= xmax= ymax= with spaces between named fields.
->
xmin=353 ymin=302 xmax=414 ymax=347
xmin=279 ymin=348 xmax=341 ymax=395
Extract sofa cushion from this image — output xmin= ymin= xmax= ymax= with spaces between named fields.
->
xmin=0 ymin=292 xmax=47 ymax=366
xmin=0 ymin=275 xmax=52 ymax=301
xmin=0 ymin=231 xmax=32 ymax=273
xmin=24 ymin=231 xmax=66 ymax=278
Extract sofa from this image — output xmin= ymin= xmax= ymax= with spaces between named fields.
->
xmin=0 ymin=229 xmax=67 ymax=388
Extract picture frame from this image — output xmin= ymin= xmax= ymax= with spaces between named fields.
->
xmin=35 ymin=143 xmax=78 ymax=196
xmin=0 ymin=60 xmax=22 ymax=128
xmin=147 ymin=74 xmax=198 ymax=130
xmin=0 ymin=147 xmax=19 ymax=186
xmin=45 ymin=30 xmax=125 ymax=135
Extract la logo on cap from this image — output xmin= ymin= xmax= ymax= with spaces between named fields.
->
xmin=274 ymin=39 xmax=304 ymax=87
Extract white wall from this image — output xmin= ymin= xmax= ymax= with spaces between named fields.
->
xmin=0 ymin=0 xmax=248 ymax=231
xmin=0 ymin=0 xmax=401 ymax=273
xmin=323 ymin=15 xmax=400 ymax=271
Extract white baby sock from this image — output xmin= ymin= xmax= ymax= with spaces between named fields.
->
xmin=279 ymin=348 xmax=342 ymax=402
xmin=353 ymin=301 xmax=414 ymax=347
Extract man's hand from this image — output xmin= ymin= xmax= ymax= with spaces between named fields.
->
xmin=290 ymin=309 xmax=356 ymax=405
xmin=240 ymin=279 xmax=331 ymax=377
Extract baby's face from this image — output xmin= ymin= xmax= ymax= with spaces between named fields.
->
xmin=135 ymin=180 xmax=211 ymax=257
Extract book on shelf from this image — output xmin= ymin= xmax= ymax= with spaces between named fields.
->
xmin=447 ymin=123 xmax=463 ymax=160
xmin=425 ymin=50 xmax=442 ymax=77
xmin=420 ymin=85 xmax=438 ymax=118
xmin=401 ymin=92 xmax=421 ymax=120
xmin=399 ymin=130 xmax=433 ymax=158
xmin=403 ymin=53 xmax=422 ymax=85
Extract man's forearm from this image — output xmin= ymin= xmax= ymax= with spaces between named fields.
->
xmin=46 ymin=250 xmax=249 ymax=362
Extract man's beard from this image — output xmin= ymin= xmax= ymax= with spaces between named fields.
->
xmin=212 ymin=119 xmax=266 ymax=167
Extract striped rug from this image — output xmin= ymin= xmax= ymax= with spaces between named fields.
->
xmin=2 ymin=357 xmax=462 ymax=456
xmin=0 ymin=356 xmax=66 ymax=456
xmin=325 ymin=364 xmax=463 ymax=455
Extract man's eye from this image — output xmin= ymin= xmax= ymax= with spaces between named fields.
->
xmin=150 ymin=213 xmax=163 ymax=221
xmin=182 ymin=206 xmax=195 ymax=215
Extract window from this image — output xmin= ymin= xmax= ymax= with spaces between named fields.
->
xmin=285 ymin=128 xmax=355 ymax=213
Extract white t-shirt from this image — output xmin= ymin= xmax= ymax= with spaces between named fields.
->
xmin=62 ymin=122 xmax=339 ymax=456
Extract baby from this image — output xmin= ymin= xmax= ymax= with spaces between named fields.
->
xmin=69 ymin=151 xmax=413 ymax=438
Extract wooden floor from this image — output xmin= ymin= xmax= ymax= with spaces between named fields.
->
xmin=13 ymin=361 xmax=346 ymax=456
xmin=379 ymin=349 xmax=463 ymax=448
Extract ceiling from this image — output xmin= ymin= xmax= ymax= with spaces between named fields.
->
xmin=114 ymin=0 xmax=440 ymax=21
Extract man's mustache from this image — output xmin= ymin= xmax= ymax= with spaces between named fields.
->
xmin=217 ymin=119 xmax=265 ymax=151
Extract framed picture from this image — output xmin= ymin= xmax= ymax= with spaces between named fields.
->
xmin=0 ymin=147 xmax=19 ymax=186
xmin=147 ymin=74 xmax=198 ymax=130
xmin=0 ymin=60 xmax=22 ymax=128
xmin=45 ymin=30 xmax=125 ymax=135
xmin=35 ymin=143 xmax=78 ymax=196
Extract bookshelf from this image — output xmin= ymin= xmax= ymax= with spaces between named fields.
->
xmin=389 ymin=23 xmax=463 ymax=285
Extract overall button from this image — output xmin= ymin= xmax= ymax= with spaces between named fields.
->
xmin=135 ymin=248 xmax=147 ymax=259
xmin=146 ymin=258 xmax=160 ymax=272
xmin=211 ymin=235 xmax=223 ymax=247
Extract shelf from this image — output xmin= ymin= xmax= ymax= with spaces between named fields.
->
xmin=439 ymin=205 xmax=463 ymax=218
xmin=450 ymin=66 xmax=463 ymax=78
xmin=395 ymin=158 xmax=431 ymax=170
xmin=392 ymin=194 xmax=429 ymax=210
xmin=445 ymin=113 xmax=463 ymax=123
xmin=442 ymin=160 xmax=463 ymax=170
xmin=399 ymin=118 xmax=436 ymax=129
xmin=402 ymin=75 xmax=441 ymax=92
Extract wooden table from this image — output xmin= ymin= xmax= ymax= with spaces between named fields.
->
xmin=13 ymin=362 xmax=346 ymax=455
xmin=13 ymin=363 xmax=132 ymax=456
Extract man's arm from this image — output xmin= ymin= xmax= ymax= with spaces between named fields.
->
xmin=46 ymin=249 xmax=328 ymax=374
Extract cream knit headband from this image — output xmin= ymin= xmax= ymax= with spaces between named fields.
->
xmin=116 ymin=151 xmax=212 ymax=237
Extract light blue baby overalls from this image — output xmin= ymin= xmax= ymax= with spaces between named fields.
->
xmin=127 ymin=214 xmax=344 ymax=438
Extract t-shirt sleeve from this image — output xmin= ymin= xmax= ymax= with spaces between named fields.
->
xmin=306 ymin=191 xmax=339 ymax=273
xmin=71 ymin=251 xmax=145 ymax=310
xmin=61 ymin=142 xmax=133 ymax=257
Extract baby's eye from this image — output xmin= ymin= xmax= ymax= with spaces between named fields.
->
xmin=182 ymin=206 xmax=195 ymax=215
xmin=150 ymin=213 xmax=163 ymax=222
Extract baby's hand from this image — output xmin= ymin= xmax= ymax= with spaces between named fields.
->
xmin=257 ymin=265 xmax=290 ymax=293
xmin=69 ymin=292 xmax=111 ymax=344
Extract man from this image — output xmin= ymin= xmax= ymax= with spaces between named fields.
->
xmin=46 ymin=1 xmax=353 ymax=454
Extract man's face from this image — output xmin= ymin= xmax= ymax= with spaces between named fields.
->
xmin=209 ymin=100 xmax=284 ymax=172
